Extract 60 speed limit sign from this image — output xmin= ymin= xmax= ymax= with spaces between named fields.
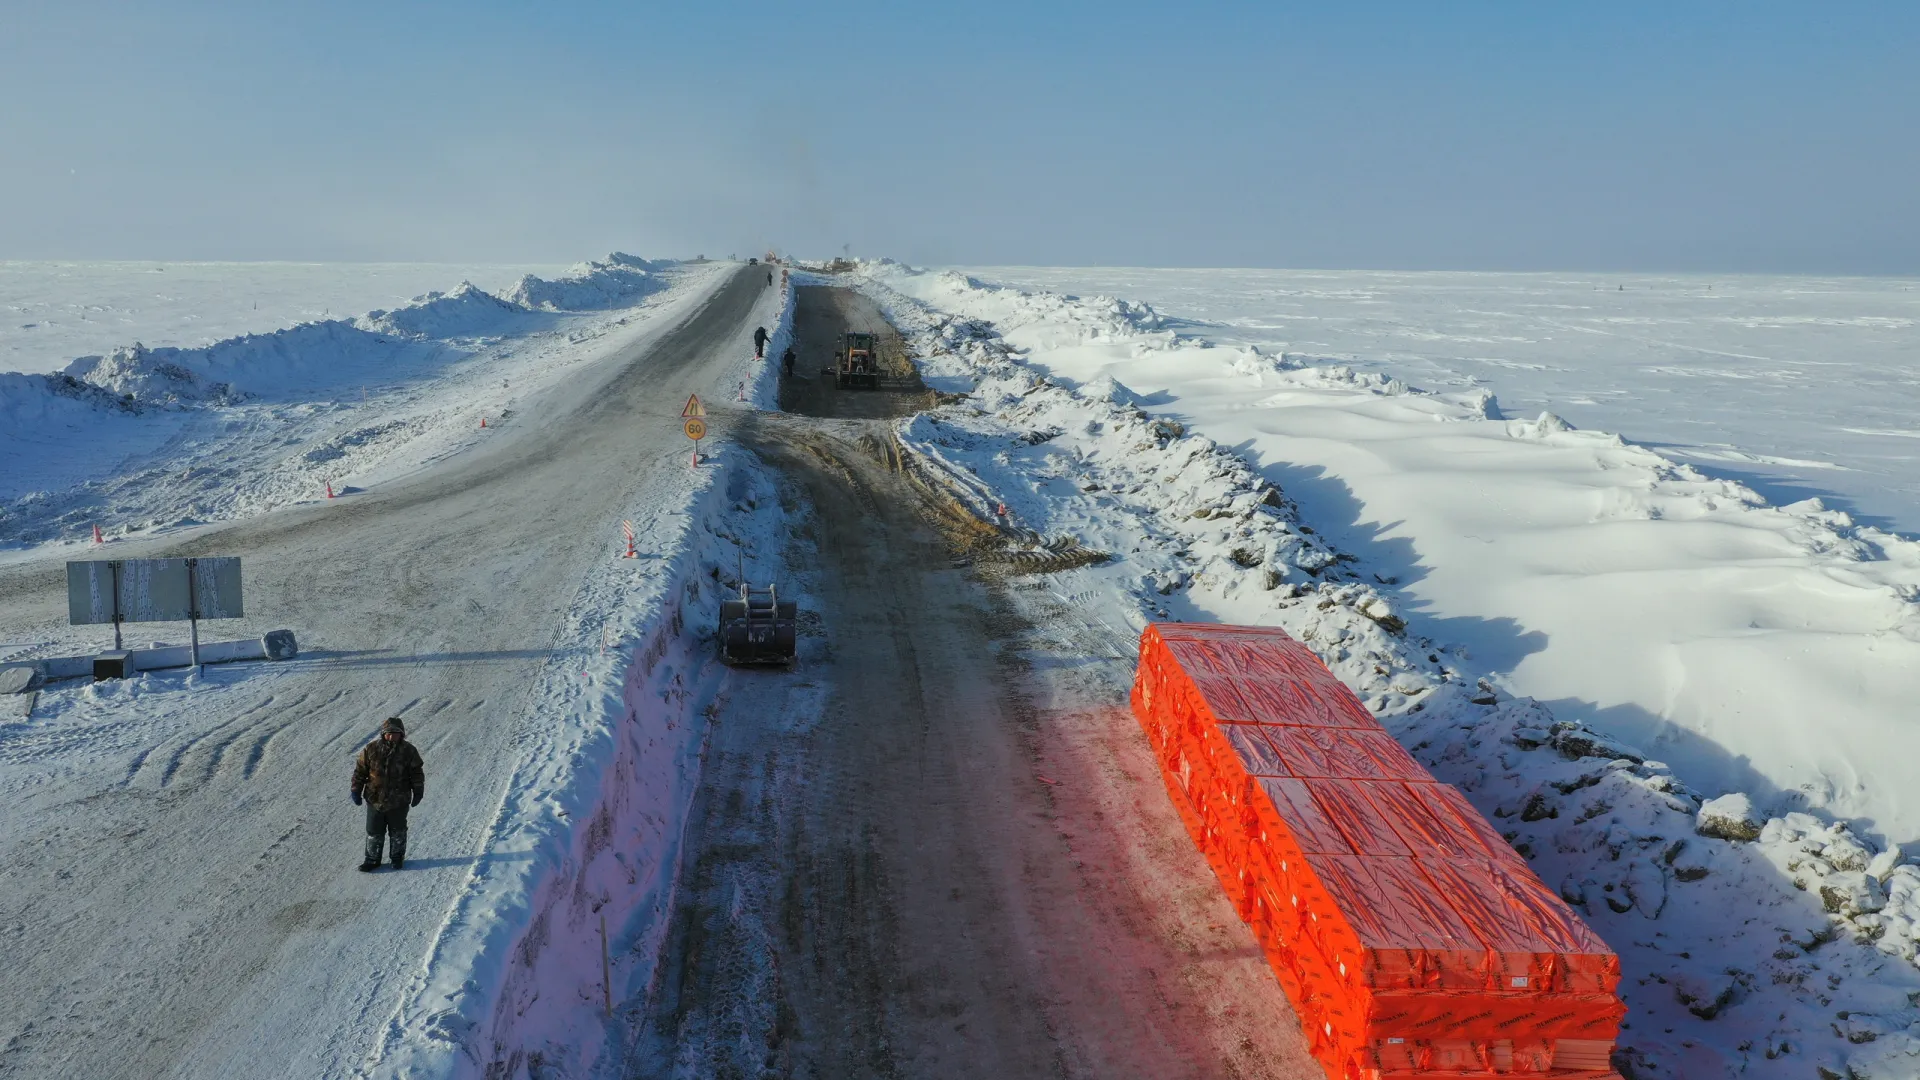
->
xmin=683 ymin=417 xmax=707 ymax=441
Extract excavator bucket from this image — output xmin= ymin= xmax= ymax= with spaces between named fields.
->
xmin=719 ymin=583 xmax=798 ymax=665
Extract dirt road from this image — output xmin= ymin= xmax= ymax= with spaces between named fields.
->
xmin=620 ymin=287 xmax=1319 ymax=1079
xmin=0 ymin=266 xmax=773 ymax=1079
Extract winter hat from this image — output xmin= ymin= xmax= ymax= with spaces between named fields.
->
xmin=381 ymin=716 xmax=406 ymax=736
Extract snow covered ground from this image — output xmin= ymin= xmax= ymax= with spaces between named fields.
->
xmin=961 ymin=267 xmax=1920 ymax=539
xmin=873 ymin=265 xmax=1920 ymax=842
xmin=0 ymin=260 xmax=565 ymax=377
xmin=854 ymin=263 xmax=1920 ymax=1080
xmin=0 ymin=254 xmax=697 ymax=561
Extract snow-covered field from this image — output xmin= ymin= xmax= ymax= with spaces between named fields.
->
xmin=0 ymin=261 xmax=565 ymax=377
xmin=961 ymin=267 xmax=1920 ymax=538
xmin=887 ymin=266 xmax=1920 ymax=842
xmin=0 ymin=254 xmax=690 ymax=561
xmin=854 ymin=263 xmax=1920 ymax=1079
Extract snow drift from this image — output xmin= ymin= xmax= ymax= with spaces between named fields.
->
xmin=0 ymin=255 xmax=690 ymax=544
xmin=503 ymin=253 xmax=668 ymax=313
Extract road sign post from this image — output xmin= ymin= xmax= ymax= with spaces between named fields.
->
xmin=682 ymin=395 xmax=706 ymax=467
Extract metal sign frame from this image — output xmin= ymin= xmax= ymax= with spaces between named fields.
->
xmin=67 ymin=557 xmax=244 ymax=665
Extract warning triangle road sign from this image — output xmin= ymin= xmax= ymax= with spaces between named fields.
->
xmin=681 ymin=394 xmax=706 ymax=418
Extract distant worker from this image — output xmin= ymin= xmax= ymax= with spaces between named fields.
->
xmin=782 ymin=346 xmax=796 ymax=377
xmin=752 ymin=325 xmax=769 ymax=358
xmin=351 ymin=716 xmax=426 ymax=872
xmin=767 ymin=271 xmax=773 ymax=287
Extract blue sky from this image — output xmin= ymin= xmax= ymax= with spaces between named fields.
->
xmin=1 ymin=2 xmax=1915 ymax=272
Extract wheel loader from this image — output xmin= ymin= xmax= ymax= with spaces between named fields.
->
xmin=835 ymin=331 xmax=881 ymax=389
xmin=719 ymin=581 xmax=798 ymax=665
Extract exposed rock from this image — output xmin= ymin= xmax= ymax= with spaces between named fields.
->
xmin=1696 ymin=793 xmax=1764 ymax=842
xmin=1820 ymin=871 xmax=1888 ymax=916
xmin=1551 ymin=725 xmax=1645 ymax=764
xmin=1508 ymin=726 xmax=1550 ymax=750
xmin=1360 ymin=597 xmax=1406 ymax=634
xmin=1672 ymin=972 xmax=1737 ymax=1019
xmin=1822 ymin=829 xmax=1874 ymax=873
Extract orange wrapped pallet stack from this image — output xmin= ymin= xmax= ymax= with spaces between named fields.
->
xmin=1131 ymin=623 xmax=1626 ymax=1080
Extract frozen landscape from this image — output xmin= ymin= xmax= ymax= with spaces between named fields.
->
xmin=3 ymin=256 xmax=1919 ymax=1079
xmin=0 ymin=261 xmax=565 ymax=377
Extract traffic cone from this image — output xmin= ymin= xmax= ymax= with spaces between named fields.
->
xmin=92 ymin=524 xmax=103 ymax=544
xmin=480 ymin=416 xmax=487 ymax=428
xmin=326 ymin=480 xmax=335 ymax=499
xmin=624 ymin=535 xmax=637 ymax=558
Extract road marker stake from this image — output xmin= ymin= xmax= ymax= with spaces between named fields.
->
xmin=622 ymin=520 xmax=637 ymax=558
xmin=325 ymin=480 xmax=335 ymax=499
xmin=92 ymin=524 xmax=103 ymax=544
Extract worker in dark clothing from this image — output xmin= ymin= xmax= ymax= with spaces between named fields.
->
xmin=782 ymin=346 xmax=796 ymax=377
xmin=767 ymin=271 xmax=773 ymax=286
xmin=351 ymin=716 xmax=425 ymax=872
xmin=752 ymin=326 xmax=769 ymax=358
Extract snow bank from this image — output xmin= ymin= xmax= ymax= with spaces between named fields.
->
xmin=0 ymin=260 xmax=566 ymax=378
xmin=859 ymin=264 xmax=1920 ymax=1080
xmin=0 ymin=256 xmax=700 ymax=547
xmin=502 ymin=253 xmax=668 ymax=313
xmin=357 ymin=282 xmax=540 ymax=342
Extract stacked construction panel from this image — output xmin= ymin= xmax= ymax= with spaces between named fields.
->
xmin=1131 ymin=623 xmax=1625 ymax=1080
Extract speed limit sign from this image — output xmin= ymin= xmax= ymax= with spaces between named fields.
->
xmin=683 ymin=417 xmax=707 ymax=441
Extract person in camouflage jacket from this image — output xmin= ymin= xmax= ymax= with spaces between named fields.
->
xmin=351 ymin=716 xmax=425 ymax=872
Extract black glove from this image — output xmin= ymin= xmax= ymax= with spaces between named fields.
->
xmin=411 ymin=791 xmax=422 ymax=808
xmin=351 ymin=791 xmax=363 ymax=806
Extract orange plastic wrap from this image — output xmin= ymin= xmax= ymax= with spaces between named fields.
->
xmin=1131 ymin=623 xmax=1624 ymax=1080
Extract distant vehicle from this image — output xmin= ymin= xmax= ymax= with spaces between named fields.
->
xmin=748 ymin=257 xmax=758 ymax=265
xmin=836 ymin=331 xmax=880 ymax=389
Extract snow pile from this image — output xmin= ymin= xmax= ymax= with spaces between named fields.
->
xmin=356 ymin=282 xmax=537 ymax=342
xmin=0 ymin=260 xmax=563 ymax=377
xmin=1 ymin=257 xmax=706 ymax=546
xmin=858 ymin=265 xmax=1920 ymax=1079
xmin=502 ymin=252 xmax=667 ymax=313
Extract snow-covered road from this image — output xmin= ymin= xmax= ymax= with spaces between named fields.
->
xmin=0 ymin=265 xmax=775 ymax=1078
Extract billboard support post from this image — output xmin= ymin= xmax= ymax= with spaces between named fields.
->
xmin=110 ymin=561 xmax=123 ymax=651
xmin=186 ymin=557 xmax=201 ymax=670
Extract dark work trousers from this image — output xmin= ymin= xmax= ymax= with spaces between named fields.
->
xmin=365 ymin=802 xmax=410 ymax=866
